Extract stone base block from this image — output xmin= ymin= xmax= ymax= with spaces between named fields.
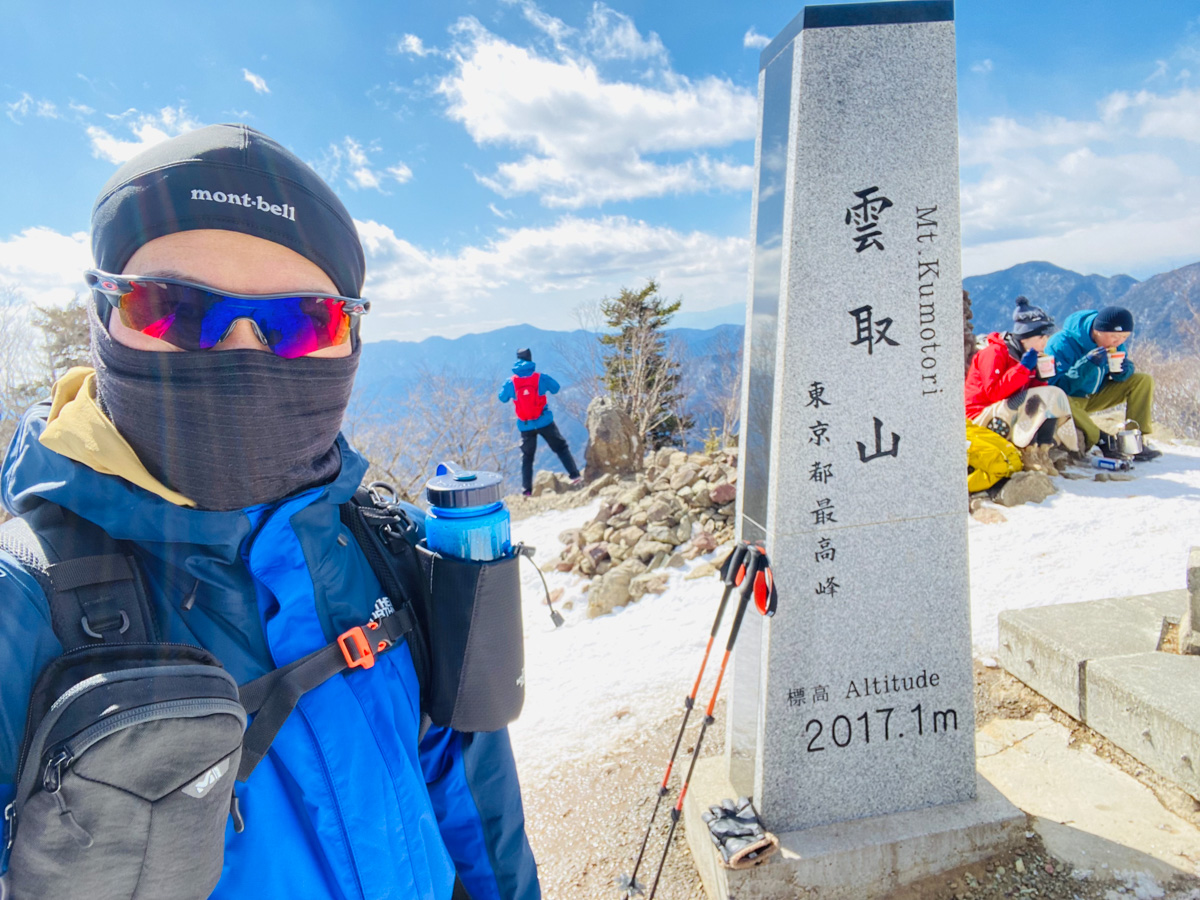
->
xmin=682 ymin=758 xmax=1025 ymax=900
xmin=996 ymin=590 xmax=1184 ymax=719
xmin=1085 ymin=652 xmax=1200 ymax=801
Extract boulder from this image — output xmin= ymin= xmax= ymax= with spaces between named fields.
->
xmin=531 ymin=471 xmax=564 ymax=496
xmin=685 ymin=562 xmax=719 ymax=581
xmin=618 ymin=483 xmax=649 ymax=507
xmin=558 ymin=528 xmax=583 ymax=547
xmin=616 ymin=525 xmax=646 ymax=547
xmin=584 ymin=472 xmax=618 ymax=497
xmin=709 ymin=482 xmax=737 ymax=505
xmin=971 ymin=506 xmax=1007 ymax=525
xmin=991 ymin=470 xmax=1057 ymax=507
xmin=582 ymin=521 xmax=607 ymax=544
xmin=629 ymin=572 xmax=670 ymax=599
xmin=584 ymin=397 xmax=641 ymax=479
xmin=654 ymin=447 xmax=675 ymax=468
xmin=669 ymin=465 xmax=701 ymax=491
xmin=632 ymin=538 xmax=674 ymax=563
xmin=587 ymin=559 xmax=648 ymax=617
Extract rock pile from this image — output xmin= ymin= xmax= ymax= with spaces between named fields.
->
xmin=554 ymin=446 xmax=739 ymax=618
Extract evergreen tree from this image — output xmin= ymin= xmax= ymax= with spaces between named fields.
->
xmin=33 ymin=295 xmax=91 ymax=380
xmin=599 ymin=279 xmax=693 ymax=452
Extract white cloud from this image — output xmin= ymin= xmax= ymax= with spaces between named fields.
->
xmin=505 ymin=0 xmax=575 ymax=45
xmin=584 ymin=5 xmax=666 ymax=62
xmin=356 ymin=215 xmax=748 ymax=340
xmin=398 ymin=34 xmax=437 ymax=57
xmin=85 ymin=106 xmax=202 ymax=165
xmin=743 ymin=29 xmax=770 ymax=50
xmin=436 ymin=13 xmax=755 ymax=208
xmin=68 ymin=101 xmax=94 ymax=115
xmin=6 ymin=93 xmax=59 ymax=123
xmin=960 ymin=83 xmax=1200 ymax=277
xmin=0 ymin=228 xmax=92 ymax=309
xmin=316 ymin=138 xmax=413 ymax=192
xmin=386 ymin=162 xmax=413 ymax=184
xmin=242 ymin=69 xmax=270 ymax=94
xmin=970 ymin=59 xmax=994 ymax=75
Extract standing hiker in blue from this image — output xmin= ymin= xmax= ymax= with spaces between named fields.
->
xmin=0 ymin=125 xmax=539 ymax=900
xmin=498 ymin=348 xmax=582 ymax=496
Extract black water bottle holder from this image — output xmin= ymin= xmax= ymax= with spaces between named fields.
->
xmin=416 ymin=545 xmax=525 ymax=733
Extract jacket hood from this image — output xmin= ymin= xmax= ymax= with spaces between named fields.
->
xmin=1059 ymin=309 xmax=1101 ymax=347
xmin=2 ymin=399 xmax=368 ymax=561
xmin=512 ymin=359 xmax=537 ymax=377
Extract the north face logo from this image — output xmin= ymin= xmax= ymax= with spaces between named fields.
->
xmin=371 ymin=596 xmax=395 ymax=622
xmin=181 ymin=757 xmax=231 ymax=798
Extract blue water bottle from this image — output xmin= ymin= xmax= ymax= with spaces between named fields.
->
xmin=424 ymin=461 xmax=512 ymax=561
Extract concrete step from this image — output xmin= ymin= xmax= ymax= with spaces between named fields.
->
xmin=996 ymin=589 xmax=1200 ymax=801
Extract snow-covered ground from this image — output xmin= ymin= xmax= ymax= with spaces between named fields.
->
xmin=509 ymin=443 xmax=1200 ymax=778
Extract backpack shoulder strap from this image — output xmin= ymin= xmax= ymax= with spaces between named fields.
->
xmin=0 ymin=502 xmax=156 ymax=647
xmin=233 ymin=485 xmax=432 ymax=784
xmin=338 ymin=488 xmax=430 ymax=694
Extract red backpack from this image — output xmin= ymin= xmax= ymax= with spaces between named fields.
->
xmin=511 ymin=373 xmax=547 ymax=421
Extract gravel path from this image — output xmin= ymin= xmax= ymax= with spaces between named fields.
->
xmin=518 ymin=665 xmax=1200 ymax=900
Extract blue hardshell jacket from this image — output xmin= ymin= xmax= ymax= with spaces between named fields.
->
xmin=497 ymin=361 xmax=558 ymax=432
xmin=1044 ymin=309 xmax=1135 ymax=397
xmin=0 ymin=404 xmax=540 ymax=900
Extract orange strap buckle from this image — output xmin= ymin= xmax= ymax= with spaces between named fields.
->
xmin=338 ymin=626 xmax=375 ymax=670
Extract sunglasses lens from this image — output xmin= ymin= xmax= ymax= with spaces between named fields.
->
xmin=115 ymin=281 xmax=353 ymax=358
xmin=117 ymin=281 xmax=206 ymax=349
xmin=261 ymin=298 xmax=350 ymax=358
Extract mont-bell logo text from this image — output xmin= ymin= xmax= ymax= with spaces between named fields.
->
xmin=190 ymin=188 xmax=297 ymax=221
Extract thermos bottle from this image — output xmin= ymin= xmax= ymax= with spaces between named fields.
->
xmin=424 ymin=461 xmax=512 ymax=561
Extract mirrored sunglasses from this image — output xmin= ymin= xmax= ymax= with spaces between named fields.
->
xmin=85 ymin=269 xmax=370 ymax=359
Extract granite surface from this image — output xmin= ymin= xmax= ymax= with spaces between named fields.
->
xmin=732 ymin=6 xmax=970 ymax=832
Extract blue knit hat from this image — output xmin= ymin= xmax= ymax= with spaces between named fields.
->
xmin=1012 ymin=296 xmax=1054 ymax=337
xmin=1093 ymin=306 xmax=1134 ymax=334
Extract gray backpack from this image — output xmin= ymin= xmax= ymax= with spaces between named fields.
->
xmin=0 ymin=497 xmax=428 ymax=900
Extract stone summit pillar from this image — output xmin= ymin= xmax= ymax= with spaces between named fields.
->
xmin=694 ymin=3 xmax=1024 ymax=897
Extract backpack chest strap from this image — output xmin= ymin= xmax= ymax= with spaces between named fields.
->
xmin=236 ymin=604 xmax=418 ymax=782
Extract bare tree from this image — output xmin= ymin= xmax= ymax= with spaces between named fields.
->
xmin=345 ymin=365 xmax=512 ymax=501
xmin=0 ymin=284 xmax=49 ymax=455
xmin=548 ymin=300 xmax=606 ymax=426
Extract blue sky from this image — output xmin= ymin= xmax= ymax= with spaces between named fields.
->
xmin=2 ymin=0 xmax=1199 ymax=341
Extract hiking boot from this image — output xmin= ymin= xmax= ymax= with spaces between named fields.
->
xmin=1133 ymin=444 xmax=1162 ymax=463
xmin=569 ymin=475 xmax=583 ymax=486
xmin=522 ymin=489 xmax=532 ymax=497
xmin=1095 ymin=432 xmax=1123 ymax=459
xmin=1020 ymin=444 xmax=1059 ymax=477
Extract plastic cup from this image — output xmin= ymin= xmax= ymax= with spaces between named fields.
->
xmin=1107 ymin=350 xmax=1125 ymax=373
xmin=1036 ymin=354 xmax=1055 ymax=378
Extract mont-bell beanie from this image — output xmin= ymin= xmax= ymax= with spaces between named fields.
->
xmin=1092 ymin=306 xmax=1134 ymax=334
xmin=1011 ymin=295 xmax=1054 ymax=337
xmin=90 ymin=124 xmax=365 ymax=299
xmin=516 ymin=348 xmax=532 ymax=362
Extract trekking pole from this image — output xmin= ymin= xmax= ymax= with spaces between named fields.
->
xmin=646 ymin=546 xmax=777 ymax=900
xmin=617 ymin=543 xmax=752 ymax=899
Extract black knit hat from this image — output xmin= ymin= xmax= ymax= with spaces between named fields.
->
xmin=90 ymin=124 xmax=365 ymax=298
xmin=1012 ymin=296 xmax=1054 ymax=337
xmin=1093 ymin=306 xmax=1134 ymax=334
xmin=516 ymin=348 xmax=532 ymax=362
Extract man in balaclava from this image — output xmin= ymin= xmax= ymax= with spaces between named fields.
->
xmin=498 ymin=347 xmax=582 ymax=495
xmin=0 ymin=125 xmax=540 ymax=899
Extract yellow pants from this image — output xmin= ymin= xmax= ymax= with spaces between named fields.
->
xmin=1068 ymin=372 xmax=1154 ymax=449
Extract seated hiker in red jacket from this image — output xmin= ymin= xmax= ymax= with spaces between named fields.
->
xmin=965 ymin=296 xmax=1079 ymax=469
xmin=498 ymin=348 xmax=582 ymax=496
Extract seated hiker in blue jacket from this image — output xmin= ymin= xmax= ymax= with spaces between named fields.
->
xmin=498 ymin=348 xmax=582 ymax=495
xmin=1044 ymin=305 xmax=1161 ymax=462
xmin=0 ymin=125 xmax=540 ymax=900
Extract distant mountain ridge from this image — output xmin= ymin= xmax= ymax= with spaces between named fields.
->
xmin=963 ymin=259 xmax=1200 ymax=344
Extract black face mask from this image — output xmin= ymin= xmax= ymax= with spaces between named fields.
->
xmin=90 ymin=315 xmax=359 ymax=511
